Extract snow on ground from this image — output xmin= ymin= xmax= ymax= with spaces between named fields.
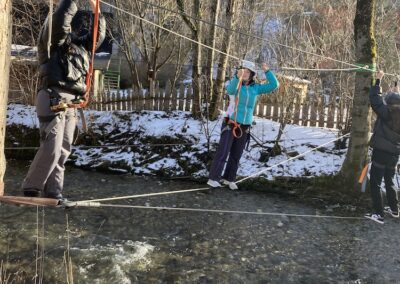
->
xmin=7 ymin=104 xmax=346 ymax=180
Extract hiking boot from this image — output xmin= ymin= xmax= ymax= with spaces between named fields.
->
xmin=221 ymin=179 xmax=238 ymax=190
xmin=384 ymin=206 xmax=399 ymax=218
xmin=44 ymin=192 xmax=64 ymax=200
xmin=45 ymin=193 xmax=71 ymax=208
xmin=364 ymin=213 xmax=384 ymax=224
xmin=207 ymin=179 xmax=222 ymax=188
xmin=23 ymin=188 xmax=41 ymax=197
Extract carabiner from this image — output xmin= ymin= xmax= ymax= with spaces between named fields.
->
xmin=232 ymin=123 xmax=243 ymax=138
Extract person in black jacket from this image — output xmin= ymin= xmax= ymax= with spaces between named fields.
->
xmin=22 ymin=0 xmax=106 ymax=201
xmin=365 ymin=70 xmax=400 ymax=224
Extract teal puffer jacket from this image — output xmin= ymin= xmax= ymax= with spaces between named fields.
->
xmin=226 ymin=70 xmax=279 ymax=125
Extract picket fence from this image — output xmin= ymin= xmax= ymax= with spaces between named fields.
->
xmin=89 ymin=82 xmax=351 ymax=130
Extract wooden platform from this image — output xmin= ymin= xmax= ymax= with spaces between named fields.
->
xmin=0 ymin=196 xmax=59 ymax=207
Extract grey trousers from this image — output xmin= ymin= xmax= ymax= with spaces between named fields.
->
xmin=22 ymin=88 xmax=77 ymax=197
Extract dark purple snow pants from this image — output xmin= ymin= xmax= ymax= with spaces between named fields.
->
xmin=209 ymin=121 xmax=250 ymax=182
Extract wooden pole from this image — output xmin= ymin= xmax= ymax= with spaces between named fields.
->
xmin=0 ymin=0 xmax=12 ymax=196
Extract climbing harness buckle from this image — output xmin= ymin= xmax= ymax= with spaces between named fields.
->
xmin=50 ymin=101 xmax=68 ymax=112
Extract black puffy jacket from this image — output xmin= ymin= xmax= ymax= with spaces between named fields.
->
xmin=37 ymin=0 xmax=106 ymax=95
xmin=369 ymin=85 xmax=400 ymax=154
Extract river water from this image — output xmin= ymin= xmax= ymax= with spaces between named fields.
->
xmin=1 ymin=160 xmax=399 ymax=283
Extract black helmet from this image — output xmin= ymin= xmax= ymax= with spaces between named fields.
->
xmin=384 ymin=92 xmax=400 ymax=105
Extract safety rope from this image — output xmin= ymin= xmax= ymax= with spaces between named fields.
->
xmin=99 ymin=0 xmax=399 ymax=77
xmin=237 ymin=133 xmax=350 ymax=183
xmin=63 ymin=213 xmax=73 ymax=284
xmin=99 ymin=0 xmax=242 ymax=63
xmin=80 ymin=0 xmax=100 ymax=108
xmin=4 ymin=134 xmax=343 ymax=151
xmin=74 ymin=132 xmax=350 ymax=204
xmin=34 ymin=206 xmax=40 ymax=284
xmin=77 ymin=187 xmax=209 ymax=204
xmin=34 ymin=207 xmax=45 ymax=284
xmin=74 ymin=203 xmax=364 ymax=220
xmin=46 ymin=0 xmax=53 ymax=59
xmin=4 ymin=143 xmax=195 ymax=150
xmin=232 ymin=75 xmax=243 ymax=138
xmin=281 ymin=66 xmax=364 ymax=72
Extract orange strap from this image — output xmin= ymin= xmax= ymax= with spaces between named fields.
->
xmin=232 ymin=76 xmax=243 ymax=138
xmin=80 ymin=0 xmax=100 ymax=108
xmin=358 ymin=163 xmax=369 ymax=184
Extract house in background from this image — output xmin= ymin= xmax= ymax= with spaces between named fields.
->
xmin=9 ymin=1 xmax=118 ymax=105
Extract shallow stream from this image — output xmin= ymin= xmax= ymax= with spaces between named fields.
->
xmin=1 ymin=160 xmax=399 ymax=283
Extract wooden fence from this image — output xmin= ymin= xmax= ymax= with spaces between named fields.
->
xmin=89 ymin=82 xmax=352 ymax=130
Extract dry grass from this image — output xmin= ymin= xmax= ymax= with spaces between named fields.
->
xmin=0 ymin=260 xmax=12 ymax=284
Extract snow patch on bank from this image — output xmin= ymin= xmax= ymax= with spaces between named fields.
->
xmin=7 ymin=104 xmax=346 ymax=179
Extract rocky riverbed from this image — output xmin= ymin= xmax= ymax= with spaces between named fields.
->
xmin=1 ymin=160 xmax=399 ymax=283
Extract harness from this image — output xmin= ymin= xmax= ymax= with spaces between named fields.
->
xmin=49 ymin=0 xmax=100 ymax=111
xmin=221 ymin=118 xmax=251 ymax=149
xmin=45 ymin=0 xmax=100 ymax=132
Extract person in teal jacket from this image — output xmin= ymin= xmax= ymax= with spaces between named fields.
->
xmin=208 ymin=61 xmax=279 ymax=190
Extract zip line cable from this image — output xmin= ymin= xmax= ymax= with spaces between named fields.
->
xmin=106 ymin=0 xmax=399 ymax=77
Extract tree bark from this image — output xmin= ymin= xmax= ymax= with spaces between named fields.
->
xmin=191 ymin=0 xmax=202 ymax=118
xmin=114 ymin=0 xmax=142 ymax=89
xmin=205 ymin=0 xmax=220 ymax=114
xmin=0 ymin=0 xmax=12 ymax=196
xmin=339 ymin=0 xmax=376 ymax=189
xmin=176 ymin=0 xmax=202 ymax=118
xmin=210 ymin=0 xmax=238 ymax=120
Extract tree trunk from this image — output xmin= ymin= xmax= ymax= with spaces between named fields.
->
xmin=191 ymin=0 xmax=202 ymax=118
xmin=114 ymin=1 xmax=142 ymax=89
xmin=0 ymin=0 xmax=12 ymax=196
xmin=339 ymin=0 xmax=376 ymax=189
xmin=176 ymin=0 xmax=203 ymax=118
xmin=205 ymin=0 xmax=220 ymax=115
xmin=210 ymin=0 xmax=238 ymax=120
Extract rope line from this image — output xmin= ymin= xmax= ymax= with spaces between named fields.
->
xmin=74 ymin=133 xmax=349 ymax=204
xmin=4 ymin=143 xmax=194 ymax=150
xmin=100 ymin=0 xmax=399 ymax=77
xmin=46 ymin=0 xmax=53 ymax=59
xmin=34 ymin=206 xmax=40 ymax=284
xmin=99 ymin=0 xmax=241 ymax=63
xmin=20 ymin=0 xmax=371 ymax=219
xmin=77 ymin=187 xmax=209 ymax=204
xmin=237 ymin=133 xmax=350 ymax=183
xmin=2 ymin=135 xmax=348 ymax=151
xmin=281 ymin=66 xmax=364 ymax=72
xmin=78 ymin=203 xmax=364 ymax=220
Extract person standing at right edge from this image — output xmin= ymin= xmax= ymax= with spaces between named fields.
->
xmin=365 ymin=70 xmax=400 ymax=224
xmin=207 ymin=61 xmax=279 ymax=190
xmin=22 ymin=0 xmax=106 ymax=201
